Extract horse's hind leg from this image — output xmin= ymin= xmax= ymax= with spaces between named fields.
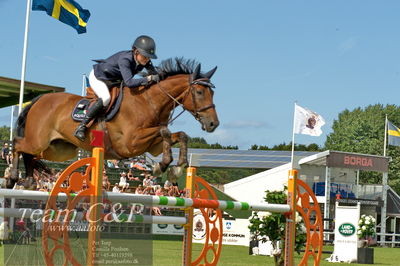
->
xmin=22 ymin=153 xmax=36 ymax=189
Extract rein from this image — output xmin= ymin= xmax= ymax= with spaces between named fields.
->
xmin=156 ymin=77 xmax=215 ymax=125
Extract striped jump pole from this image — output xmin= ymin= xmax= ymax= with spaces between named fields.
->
xmin=0 ymin=190 xmax=291 ymax=213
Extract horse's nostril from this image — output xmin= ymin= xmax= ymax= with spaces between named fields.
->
xmin=210 ymin=122 xmax=214 ymax=128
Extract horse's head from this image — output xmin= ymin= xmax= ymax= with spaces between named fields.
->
xmin=182 ymin=64 xmax=219 ymax=132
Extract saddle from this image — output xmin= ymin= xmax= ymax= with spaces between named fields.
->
xmin=71 ymin=84 xmax=123 ymax=122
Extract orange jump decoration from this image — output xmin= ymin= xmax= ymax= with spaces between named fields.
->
xmin=42 ymin=131 xmax=104 ymax=266
xmin=284 ymin=169 xmax=323 ymax=266
xmin=183 ymin=167 xmax=223 ymax=266
xmin=296 ymin=179 xmax=324 ymax=265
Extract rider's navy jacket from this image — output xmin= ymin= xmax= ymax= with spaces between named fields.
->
xmin=93 ymin=50 xmax=157 ymax=88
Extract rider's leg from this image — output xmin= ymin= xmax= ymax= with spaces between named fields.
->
xmin=74 ymin=70 xmax=110 ymax=142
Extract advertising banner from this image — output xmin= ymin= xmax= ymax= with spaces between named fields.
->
xmin=192 ymin=210 xmax=250 ymax=246
xmin=152 ymin=223 xmax=184 ymax=235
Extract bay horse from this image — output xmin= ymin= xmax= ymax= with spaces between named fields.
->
xmin=8 ymin=58 xmax=219 ymax=188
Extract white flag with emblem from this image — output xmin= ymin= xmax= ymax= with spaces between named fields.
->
xmin=294 ymin=104 xmax=325 ymax=136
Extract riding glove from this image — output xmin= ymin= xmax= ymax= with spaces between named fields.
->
xmin=148 ymin=74 xmax=160 ymax=83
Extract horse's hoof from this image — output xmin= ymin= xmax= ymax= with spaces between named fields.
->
xmin=167 ymin=166 xmax=183 ymax=182
xmin=5 ymin=179 xmax=15 ymax=189
xmin=23 ymin=178 xmax=34 ymax=190
xmin=152 ymin=163 xmax=162 ymax=176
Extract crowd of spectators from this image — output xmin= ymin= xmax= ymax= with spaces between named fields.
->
xmin=1 ymin=151 xmax=186 ymax=216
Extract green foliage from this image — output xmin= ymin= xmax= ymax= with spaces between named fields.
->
xmin=250 ymin=142 xmax=322 ymax=151
xmin=325 ymin=104 xmax=400 ymax=191
xmin=248 ymin=188 xmax=306 ymax=266
xmin=0 ymin=126 xmax=10 ymax=141
xmin=185 ymin=137 xmax=238 ymax=149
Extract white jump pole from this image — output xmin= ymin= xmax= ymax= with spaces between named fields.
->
xmin=0 ymin=208 xmax=187 ymax=225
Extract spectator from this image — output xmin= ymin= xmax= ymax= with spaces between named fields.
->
xmin=118 ymin=172 xmax=129 ymax=192
xmin=102 ymin=173 xmax=110 ymax=190
xmin=152 ymin=206 xmax=162 ymax=216
xmin=164 ymin=179 xmax=172 ymax=189
xmin=154 ymin=185 xmax=166 ymax=196
xmin=132 ymin=159 xmax=151 ymax=171
xmin=16 ymin=219 xmax=33 ymax=244
xmin=142 ymin=184 xmax=154 ymax=195
xmin=135 ymin=184 xmax=144 ymax=194
xmin=127 ymin=169 xmax=140 ymax=181
xmin=0 ymin=221 xmax=9 ymax=245
xmin=143 ymin=174 xmax=153 ymax=187
xmin=1 ymin=143 xmax=11 ymax=165
xmin=112 ymin=183 xmax=120 ymax=193
xmin=3 ymin=164 xmax=12 ymax=179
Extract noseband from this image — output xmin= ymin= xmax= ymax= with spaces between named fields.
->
xmin=156 ymin=77 xmax=216 ymax=124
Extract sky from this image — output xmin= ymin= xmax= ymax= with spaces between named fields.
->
xmin=0 ymin=1 xmax=399 ymax=150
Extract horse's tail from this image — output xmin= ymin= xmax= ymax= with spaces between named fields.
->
xmin=15 ymin=95 xmax=43 ymax=138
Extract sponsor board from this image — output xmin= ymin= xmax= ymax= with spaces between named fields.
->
xmin=329 ymin=202 xmax=360 ymax=263
xmin=192 ymin=210 xmax=250 ymax=246
xmin=152 ymin=223 xmax=184 ymax=235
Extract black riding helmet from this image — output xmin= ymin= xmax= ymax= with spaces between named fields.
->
xmin=132 ymin=35 xmax=157 ymax=59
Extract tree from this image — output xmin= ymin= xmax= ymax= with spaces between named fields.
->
xmin=249 ymin=142 xmax=322 ymax=152
xmin=248 ymin=187 xmax=306 ymax=266
xmin=325 ymin=104 xmax=400 ymax=191
xmin=0 ymin=126 xmax=10 ymax=141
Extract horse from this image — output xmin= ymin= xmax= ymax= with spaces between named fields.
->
xmin=8 ymin=58 xmax=219 ymax=188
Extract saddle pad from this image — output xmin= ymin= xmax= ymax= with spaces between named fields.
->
xmin=71 ymin=88 xmax=124 ymax=122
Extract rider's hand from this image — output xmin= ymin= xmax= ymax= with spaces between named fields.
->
xmin=147 ymin=74 xmax=160 ymax=83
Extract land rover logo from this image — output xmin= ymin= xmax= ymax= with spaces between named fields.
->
xmin=157 ymin=224 xmax=168 ymax=229
xmin=338 ymin=223 xmax=355 ymax=236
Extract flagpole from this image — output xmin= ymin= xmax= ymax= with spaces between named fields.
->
xmin=18 ymin=0 xmax=32 ymax=115
xmin=82 ymin=74 xmax=86 ymax=96
xmin=383 ymin=115 xmax=388 ymax=156
xmin=290 ymin=102 xmax=297 ymax=168
xmin=9 ymin=106 xmax=15 ymax=141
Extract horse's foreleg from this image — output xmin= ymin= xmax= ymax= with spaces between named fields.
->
xmin=153 ymin=127 xmax=174 ymax=175
xmin=170 ymin=131 xmax=189 ymax=168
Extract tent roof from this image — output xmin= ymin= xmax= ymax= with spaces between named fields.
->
xmin=0 ymin=76 xmax=65 ymax=108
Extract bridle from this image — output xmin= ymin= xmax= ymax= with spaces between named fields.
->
xmin=156 ymin=77 xmax=216 ymax=124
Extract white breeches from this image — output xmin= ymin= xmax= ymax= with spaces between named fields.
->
xmin=89 ymin=69 xmax=111 ymax=106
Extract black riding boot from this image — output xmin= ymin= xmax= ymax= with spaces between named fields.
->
xmin=74 ymin=98 xmax=104 ymax=141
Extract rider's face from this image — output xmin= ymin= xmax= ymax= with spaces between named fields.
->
xmin=135 ymin=51 xmax=150 ymax=65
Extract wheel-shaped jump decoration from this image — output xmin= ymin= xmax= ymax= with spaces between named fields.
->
xmin=42 ymin=157 xmax=95 ymax=266
xmin=191 ymin=176 xmax=223 ymax=266
xmin=42 ymin=144 xmax=104 ymax=266
xmin=296 ymin=179 xmax=324 ymax=266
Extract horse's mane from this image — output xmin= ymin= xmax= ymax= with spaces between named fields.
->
xmin=156 ymin=57 xmax=199 ymax=80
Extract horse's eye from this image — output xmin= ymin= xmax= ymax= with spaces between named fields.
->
xmin=196 ymin=90 xmax=203 ymax=95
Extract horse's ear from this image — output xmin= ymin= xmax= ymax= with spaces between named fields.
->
xmin=192 ymin=64 xmax=201 ymax=80
xmin=202 ymin=66 xmax=217 ymax=79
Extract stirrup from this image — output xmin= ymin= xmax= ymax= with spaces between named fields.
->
xmin=74 ymin=125 xmax=87 ymax=142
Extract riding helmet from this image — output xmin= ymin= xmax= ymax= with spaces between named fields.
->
xmin=132 ymin=35 xmax=157 ymax=59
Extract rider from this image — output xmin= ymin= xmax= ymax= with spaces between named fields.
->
xmin=74 ymin=35 xmax=161 ymax=142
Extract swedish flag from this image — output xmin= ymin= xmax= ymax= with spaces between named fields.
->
xmin=32 ymin=0 xmax=90 ymax=34
xmin=388 ymin=121 xmax=400 ymax=146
